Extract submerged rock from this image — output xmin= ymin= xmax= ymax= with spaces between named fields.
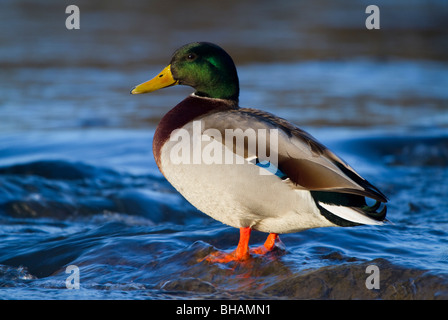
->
xmin=262 ymin=258 xmax=448 ymax=299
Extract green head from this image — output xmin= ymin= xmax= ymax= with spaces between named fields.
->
xmin=131 ymin=42 xmax=240 ymax=103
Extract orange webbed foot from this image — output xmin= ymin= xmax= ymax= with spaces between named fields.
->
xmin=200 ymin=230 xmax=285 ymax=264
xmin=251 ymin=233 xmax=285 ymax=255
xmin=200 ymin=227 xmax=252 ymax=263
xmin=201 ymin=248 xmax=250 ymax=263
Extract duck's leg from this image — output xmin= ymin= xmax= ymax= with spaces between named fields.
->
xmin=203 ymin=227 xmax=251 ymax=263
xmin=233 ymin=227 xmax=252 ymax=260
xmin=251 ymin=233 xmax=284 ymax=255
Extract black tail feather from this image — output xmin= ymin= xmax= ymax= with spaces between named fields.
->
xmin=312 ymin=191 xmax=388 ymax=227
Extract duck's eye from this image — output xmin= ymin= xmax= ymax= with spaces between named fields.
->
xmin=186 ymin=53 xmax=197 ymax=61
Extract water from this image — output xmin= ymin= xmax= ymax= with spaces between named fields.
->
xmin=1 ymin=0 xmax=448 ymax=300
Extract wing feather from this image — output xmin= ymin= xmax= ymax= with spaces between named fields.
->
xmin=200 ymin=108 xmax=388 ymax=203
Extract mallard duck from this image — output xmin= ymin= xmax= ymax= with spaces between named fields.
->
xmin=131 ymin=42 xmax=387 ymax=262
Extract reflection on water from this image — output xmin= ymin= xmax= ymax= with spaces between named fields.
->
xmin=0 ymin=0 xmax=448 ymax=299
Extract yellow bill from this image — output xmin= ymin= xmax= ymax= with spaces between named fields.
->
xmin=131 ymin=64 xmax=179 ymax=94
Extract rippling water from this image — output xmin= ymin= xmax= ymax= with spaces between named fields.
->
xmin=1 ymin=0 xmax=448 ymax=299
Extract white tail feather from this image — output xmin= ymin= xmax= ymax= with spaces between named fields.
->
xmin=318 ymin=202 xmax=384 ymax=226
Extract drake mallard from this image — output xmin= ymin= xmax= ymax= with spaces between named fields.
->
xmin=131 ymin=42 xmax=387 ymax=262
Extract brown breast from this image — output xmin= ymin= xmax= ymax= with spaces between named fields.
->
xmin=152 ymin=95 xmax=238 ymax=173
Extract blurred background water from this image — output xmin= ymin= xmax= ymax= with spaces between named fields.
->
xmin=0 ymin=0 xmax=448 ymax=299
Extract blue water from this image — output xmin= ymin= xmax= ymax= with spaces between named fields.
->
xmin=1 ymin=127 xmax=447 ymax=299
xmin=1 ymin=0 xmax=448 ymax=299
